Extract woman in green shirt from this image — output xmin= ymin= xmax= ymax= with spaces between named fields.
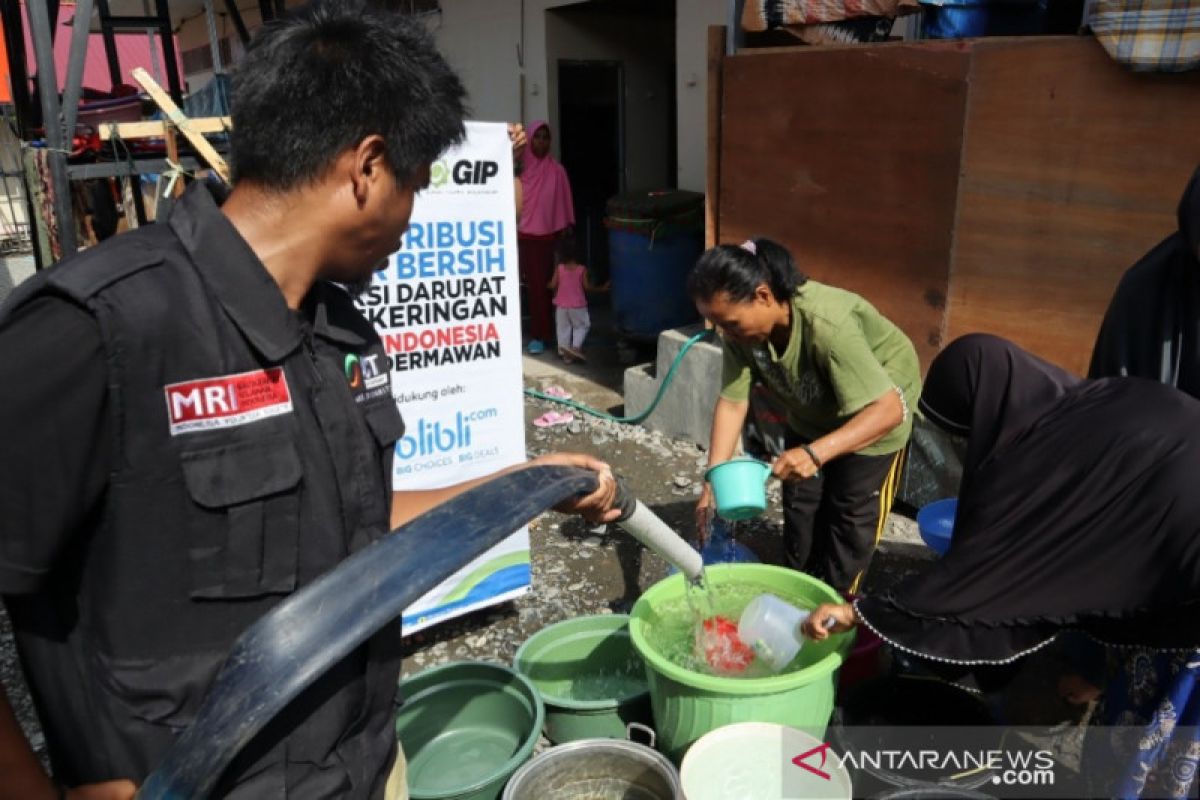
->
xmin=690 ymin=238 xmax=921 ymax=593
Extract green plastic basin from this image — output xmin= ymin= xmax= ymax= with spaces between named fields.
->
xmin=513 ymin=614 xmax=652 ymax=744
xmin=396 ymin=661 xmax=544 ymax=800
xmin=629 ymin=563 xmax=854 ymax=761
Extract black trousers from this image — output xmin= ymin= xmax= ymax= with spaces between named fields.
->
xmin=744 ymin=383 xmax=905 ymax=593
xmin=780 ymin=439 xmax=904 ymax=594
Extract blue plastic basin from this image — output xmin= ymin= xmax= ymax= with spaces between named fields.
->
xmin=916 ymin=498 xmax=957 ymax=556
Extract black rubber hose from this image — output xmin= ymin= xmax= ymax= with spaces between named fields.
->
xmin=138 ymin=465 xmax=604 ymax=799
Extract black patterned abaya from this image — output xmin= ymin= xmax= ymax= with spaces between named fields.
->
xmin=857 ymin=334 xmax=1200 ymax=664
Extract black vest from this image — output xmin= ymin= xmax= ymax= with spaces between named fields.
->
xmin=1 ymin=185 xmax=405 ymax=797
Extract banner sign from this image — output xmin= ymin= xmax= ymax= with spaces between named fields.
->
xmin=359 ymin=121 xmax=528 ymax=634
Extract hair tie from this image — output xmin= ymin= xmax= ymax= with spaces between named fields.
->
xmin=740 ymin=239 xmax=757 ymax=255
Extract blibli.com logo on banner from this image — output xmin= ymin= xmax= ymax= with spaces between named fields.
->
xmin=395 ymin=407 xmax=503 ymax=474
xmin=427 ymin=157 xmax=501 ymax=196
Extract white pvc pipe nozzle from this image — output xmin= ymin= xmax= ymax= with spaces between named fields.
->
xmin=619 ymin=500 xmax=704 ymax=582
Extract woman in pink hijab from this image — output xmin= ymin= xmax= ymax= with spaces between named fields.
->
xmin=519 ymin=121 xmax=575 ymax=354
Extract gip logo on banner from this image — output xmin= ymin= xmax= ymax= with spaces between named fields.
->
xmin=427 ymin=156 xmax=501 ymax=193
xmin=429 ymin=159 xmax=450 ymax=188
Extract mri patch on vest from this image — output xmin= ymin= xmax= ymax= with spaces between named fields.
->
xmin=164 ymin=368 xmax=293 ymax=435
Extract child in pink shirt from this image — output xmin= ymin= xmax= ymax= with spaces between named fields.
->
xmin=548 ymin=236 xmax=606 ymax=363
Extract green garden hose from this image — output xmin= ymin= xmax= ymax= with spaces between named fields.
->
xmin=524 ymin=329 xmax=713 ymax=424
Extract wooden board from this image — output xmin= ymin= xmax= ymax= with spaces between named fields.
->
xmin=714 ymin=36 xmax=1200 ymax=375
xmin=706 ymin=25 xmax=725 ymax=249
xmin=99 ymin=117 xmax=231 ymax=141
xmin=719 ymin=43 xmax=970 ymax=369
xmin=947 ymin=37 xmax=1200 ymax=374
xmin=132 ymin=67 xmax=231 ymax=183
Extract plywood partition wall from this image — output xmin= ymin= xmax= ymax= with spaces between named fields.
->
xmin=947 ymin=38 xmax=1200 ymax=374
xmin=715 ymin=35 xmax=1200 ymax=373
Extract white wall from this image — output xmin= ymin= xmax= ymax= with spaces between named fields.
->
xmin=675 ymin=0 xmax=727 ymax=191
xmin=517 ymin=1 xmax=588 ymax=134
xmin=446 ymin=0 xmax=721 ymax=191
xmin=178 ymin=1 xmax=719 ymax=192
xmin=430 ymin=0 xmax=524 ymax=124
xmin=433 ymin=0 xmax=586 ymax=131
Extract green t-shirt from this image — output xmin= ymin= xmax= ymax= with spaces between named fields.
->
xmin=720 ymin=281 xmax=921 ymax=456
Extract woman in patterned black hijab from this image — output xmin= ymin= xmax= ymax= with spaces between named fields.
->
xmin=808 ymin=333 xmax=1200 ymax=798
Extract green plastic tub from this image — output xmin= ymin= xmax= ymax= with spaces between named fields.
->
xmin=395 ymin=661 xmax=544 ymax=800
xmin=629 ymin=563 xmax=854 ymax=761
xmin=513 ymin=614 xmax=652 ymax=744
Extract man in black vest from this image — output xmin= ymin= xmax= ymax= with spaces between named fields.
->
xmin=0 ymin=3 xmax=616 ymax=798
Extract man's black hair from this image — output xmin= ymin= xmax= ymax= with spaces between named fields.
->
xmin=230 ymin=0 xmax=467 ymax=190
xmin=687 ymin=237 xmax=807 ymax=303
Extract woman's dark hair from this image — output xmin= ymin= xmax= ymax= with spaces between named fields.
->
xmin=230 ymin=0 xmax=468 ymax=190
xmin=555 ymin=234 xmax=580 ymax=265
xmin=687 ymin=237 xmax=806 ymax=303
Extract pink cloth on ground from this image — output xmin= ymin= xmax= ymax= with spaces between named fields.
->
xmin=519 ymin=121 xmax=575 ymax=236
xmin=553 ymin=264 xmax=587 ymax=308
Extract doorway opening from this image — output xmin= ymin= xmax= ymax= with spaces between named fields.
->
xmin=558 ymin=59 xmax=622 ymax=281
xmin=547 ymin=0 xmax=675 ymax=281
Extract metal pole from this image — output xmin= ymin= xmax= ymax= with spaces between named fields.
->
xmin=47 ymin=0 xmax=61 ymax=43
xmin=154 ymin=0 xmax=184 ymax=104
xmin=27 ymin=0 xmax=77 ymax=258
xmin=222 ymin=0 xmax=251 ymax=45
xmin=62 ymin=0 xmax=95 ymax=137
xmin=95 ymin=0 xmax=124 ymax=89
xmin=147 ymin=29 xmax=162 ymax=84
xmin=141 ymin=0 xmax=163 ymax=92
xmin=726 ymin=0 xmax=744 ymax=55
xmin=204 ymin=1 xmax=223 ymax=74
xmin=128 ymin=175 xmax=147 ymax=226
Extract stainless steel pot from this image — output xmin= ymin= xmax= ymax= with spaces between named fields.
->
xmin=502 ymin=723 xmax=682 ymax=800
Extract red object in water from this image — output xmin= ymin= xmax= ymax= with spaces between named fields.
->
xmin=701 ymin=616 xmax=755 ymax=673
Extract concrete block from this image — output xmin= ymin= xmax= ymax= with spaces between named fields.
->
xmin=0 ymin=255 xmax=35 ymax=306
xmin=624 ymin=324 xmax=723 ymax=448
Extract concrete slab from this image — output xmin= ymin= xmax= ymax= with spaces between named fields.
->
xmin=0 ymin=255 xmax=35 ymax=306
xmin=624 ymin=324 xmax=723 ymax=448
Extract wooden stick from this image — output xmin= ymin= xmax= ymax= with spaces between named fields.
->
xmin=99 ymin=117 xmax=231 ymax=141
xmin=163 ymin=126 xmax=185 ymax=198
xmin=131 ymin=67 xmax=230 ymax=183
